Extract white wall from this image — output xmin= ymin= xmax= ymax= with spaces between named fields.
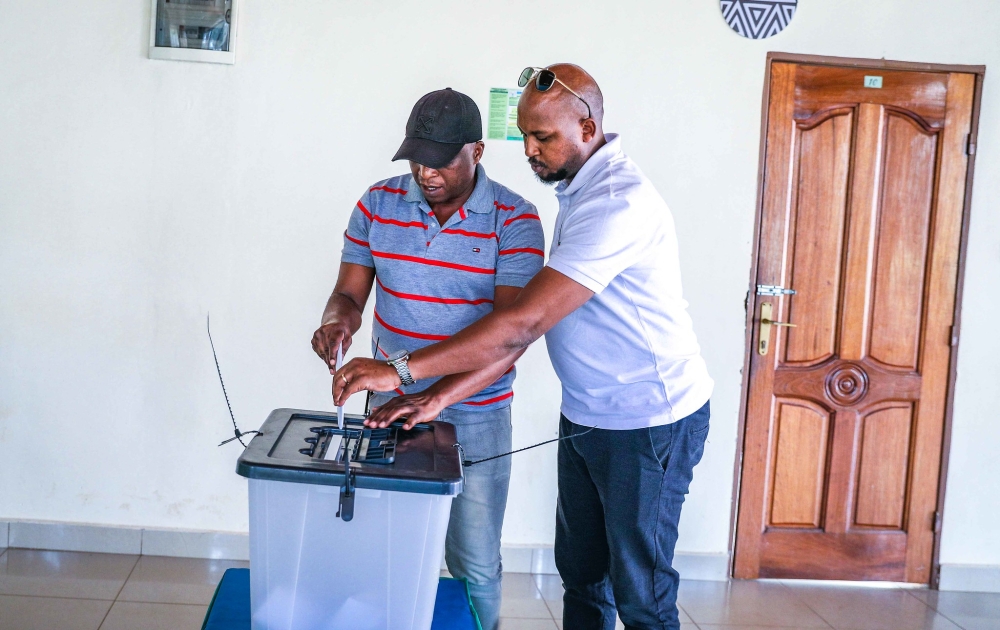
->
xmin=1 ymin=0 xmax=998 ymax=569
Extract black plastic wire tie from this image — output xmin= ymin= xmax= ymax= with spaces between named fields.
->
xmin=208 ymin=313 xmax=256 ymax=448
xmin=460 ymin=425 xmax=597 ymax=467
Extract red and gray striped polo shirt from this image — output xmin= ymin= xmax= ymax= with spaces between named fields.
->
xmin=341 ymin=164 xmax=545 ymax=411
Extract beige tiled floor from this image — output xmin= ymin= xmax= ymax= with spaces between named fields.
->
xmin=0 ymin=547 xmax=997 ymax=629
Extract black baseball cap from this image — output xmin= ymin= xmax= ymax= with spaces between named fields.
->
xmin=392 ymin=88 xmax=483 ymax=169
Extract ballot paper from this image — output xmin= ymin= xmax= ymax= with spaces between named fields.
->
xmin=336 ymin=344 xmax=345 ymax=430
xmin=323 ymin=433 xmax=344 ymax=461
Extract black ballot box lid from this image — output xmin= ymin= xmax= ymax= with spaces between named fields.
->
xmin=236 ymin=408 xmax=464 ymax=496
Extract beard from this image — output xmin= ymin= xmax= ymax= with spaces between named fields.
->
xmin=528 ymin=156 xmax=570 ymax=185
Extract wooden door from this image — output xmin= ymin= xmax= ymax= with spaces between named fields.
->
xmin=734 ymin=60 xmax=979 ymax=583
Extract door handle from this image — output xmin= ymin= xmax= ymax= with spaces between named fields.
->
xmin=758 ymin=302 xmax=796 ymax=355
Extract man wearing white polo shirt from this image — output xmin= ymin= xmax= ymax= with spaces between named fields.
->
xmin=335 ymin=64 xmax=712 ymax=630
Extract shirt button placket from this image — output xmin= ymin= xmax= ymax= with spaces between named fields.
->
xmin=424 ymin=208 xmax=436 ymax=249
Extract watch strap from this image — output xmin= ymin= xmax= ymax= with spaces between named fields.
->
xmin=388 ymin=354 xmax=415 ymax=386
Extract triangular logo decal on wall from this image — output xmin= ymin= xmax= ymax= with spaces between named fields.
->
xmin=721 ymin=0 xmax=797 ymax=39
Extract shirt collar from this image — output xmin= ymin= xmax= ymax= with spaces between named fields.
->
xmin=404 ymin=163 xmax=494 ymax=215
xmin=464 ymin=164 xmax=494 ymax=214
xmin=556 ymin=133 xmax=622 ymax=198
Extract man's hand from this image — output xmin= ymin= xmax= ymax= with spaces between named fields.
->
xmin=311 ymin=322 xmax=352 ymax=374
xmin=312 ymin=263 xmax=376 ymax=373
xmin=364 ymin=391 xmax=445 ymax=430
xmin=334 ymin=358 xmax=401 ymax=405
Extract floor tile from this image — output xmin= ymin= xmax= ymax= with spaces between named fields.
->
xmin=680 ymin=579 xmax=831 ymax=627
xmin=499 ymin=619 xmax=559 ymax=630
xmin=116 ymin=555 xmax=248 ymax=605
xmin=551 ymin=622 xmax=697 ymax=630
xmin=501 ymin=572 xmax=552 ymax=619
xmin=533 ymin=574 xmax=694 ymax=626
xmin=783 ymin=583 xmax=961 ymax=629
xmin=544 ymin=595 xmax=563 ymax=621
xmin=677 ymin=604 xmax=695 ymax=624
xmin=99 ymin=600 xmax=207 ymax=630
xmin=0 ymin=594 xmax=112 ymax=630
xmin=504 ymin=572 xmax=546 ymax=598
xmin=533 ymin=573 xmax=563 ymax=601
xmin=907 ymin=589 xmax=1000 ymax=630
xmin=0 ymin=549 xmax=138 ymax=600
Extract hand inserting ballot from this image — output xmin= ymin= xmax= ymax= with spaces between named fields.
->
xmin=311 ymin=321 xmax=353 ymax=375
xmin=333 ymin=358 xmax=401 ymax=406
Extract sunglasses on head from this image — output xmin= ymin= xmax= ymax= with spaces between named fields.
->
xmin=518 ymin=66 xmax=593 ymax=120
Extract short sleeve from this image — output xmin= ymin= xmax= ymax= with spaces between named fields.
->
xmin=495 ymin=201 xmax=545 ymax=288
xmin=546 ymin=195 xmax=648 ymax=293
xmin=341 ymin=190 xmax=375 ymax=268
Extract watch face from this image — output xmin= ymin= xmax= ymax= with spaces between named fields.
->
xmin=387 ymin=349 xmax=408 ymax=362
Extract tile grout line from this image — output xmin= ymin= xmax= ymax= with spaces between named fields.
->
xmin=676 ymin=604 xmax=701 ymax=629
xmin=531 ymin=574 xmax=561 ymax=628
xmin=774 ymin=579 xmax=838 ymax=629
xmin=0 ymin=592 xmax=118 ymax=602
xmin=541 ymin=599 xmax=560 ymax=628
xmin=901 ymin=589 xmax=968 ymax=630
xmin=96 ymin=555 xmax=141 ymax=630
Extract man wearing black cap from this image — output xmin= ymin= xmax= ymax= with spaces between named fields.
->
xmin=311 ymin=88 xmax=545 ymax=630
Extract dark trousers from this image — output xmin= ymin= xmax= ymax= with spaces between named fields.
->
xmin=555 ymin=401 xmax=710 ymax=630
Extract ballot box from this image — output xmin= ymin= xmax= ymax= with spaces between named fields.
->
xmin=236 ymin=409 xmax=464 ymax=630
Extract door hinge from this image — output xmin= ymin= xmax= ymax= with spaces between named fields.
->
xmin=933 ymin=510 xmax=943 ymax=533
xmin=967 ymin=133 xmax=977 ymax=155
xmin=757 ymin=284 xmax=796 ymax=296
xmin=950 ymin=325 xmax=960 ymax=347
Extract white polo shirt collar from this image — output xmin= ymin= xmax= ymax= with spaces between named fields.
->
xmin=555 ymin=133 xmax=623 ymax=199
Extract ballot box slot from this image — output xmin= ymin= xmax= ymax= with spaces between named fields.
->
xmin=300 ymin=425 xmax=398 ymax=465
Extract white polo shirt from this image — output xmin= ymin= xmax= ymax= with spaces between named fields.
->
xmin=545 ymin=134 xmax=713 ymax=429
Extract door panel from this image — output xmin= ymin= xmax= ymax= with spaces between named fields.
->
xmin=869 ymin=113 xmax=938 ymax=370
xmin=854 ymin=404 xmax=914 ymax=528
xmin=793 ymin=65 xmax=949 ymax=124
xmin=783 ymin=112 xmax=852 ymax=366
xmin=734 ymin=62 xmax=976 ymax=583
xmin=768 ymin=400 xmax=830 ymax=528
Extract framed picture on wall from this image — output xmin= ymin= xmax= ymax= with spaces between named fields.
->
xmin=148 ymin=0 xmax=240 ymax=64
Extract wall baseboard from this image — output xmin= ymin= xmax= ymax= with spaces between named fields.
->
xmin=939 ymin=564 xmax=1000 ymax=593
xmin=1 ymin=519 xmax=732 ymax=580
xmin=5 ymin=520 xmax=250 ymax=561
xmin=9 ymin=520 xmax=998 ymax=591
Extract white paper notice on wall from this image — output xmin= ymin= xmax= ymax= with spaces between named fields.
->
xmin=488 ymin=88 xmax=523 ymax=141
xmin=864 ymin=76 xmax=884 ymax=88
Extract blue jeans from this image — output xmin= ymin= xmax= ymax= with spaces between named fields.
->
xmin=555 ymin=401 xmax=710 ymax=630
xmin=372 ymin=396 xmax=512 ymax=630
xmin=436 ymin=405 xmax=512 ymax=630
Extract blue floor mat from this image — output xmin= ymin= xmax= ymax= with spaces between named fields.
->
xmin=202 ymin=569 xmax=480 ymax=630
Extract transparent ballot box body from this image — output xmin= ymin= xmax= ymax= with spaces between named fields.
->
xmin=237 ymin=409 xmax=464 ymax=630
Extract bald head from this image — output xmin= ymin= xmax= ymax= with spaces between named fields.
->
xmin=517 ymin=64 xmax=606 ymax=184
xmin=521 ymin=63 xmax=605 ymax=126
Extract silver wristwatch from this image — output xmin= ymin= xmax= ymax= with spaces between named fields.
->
xmin=386 ymin=349 xmax=415 ymax=386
